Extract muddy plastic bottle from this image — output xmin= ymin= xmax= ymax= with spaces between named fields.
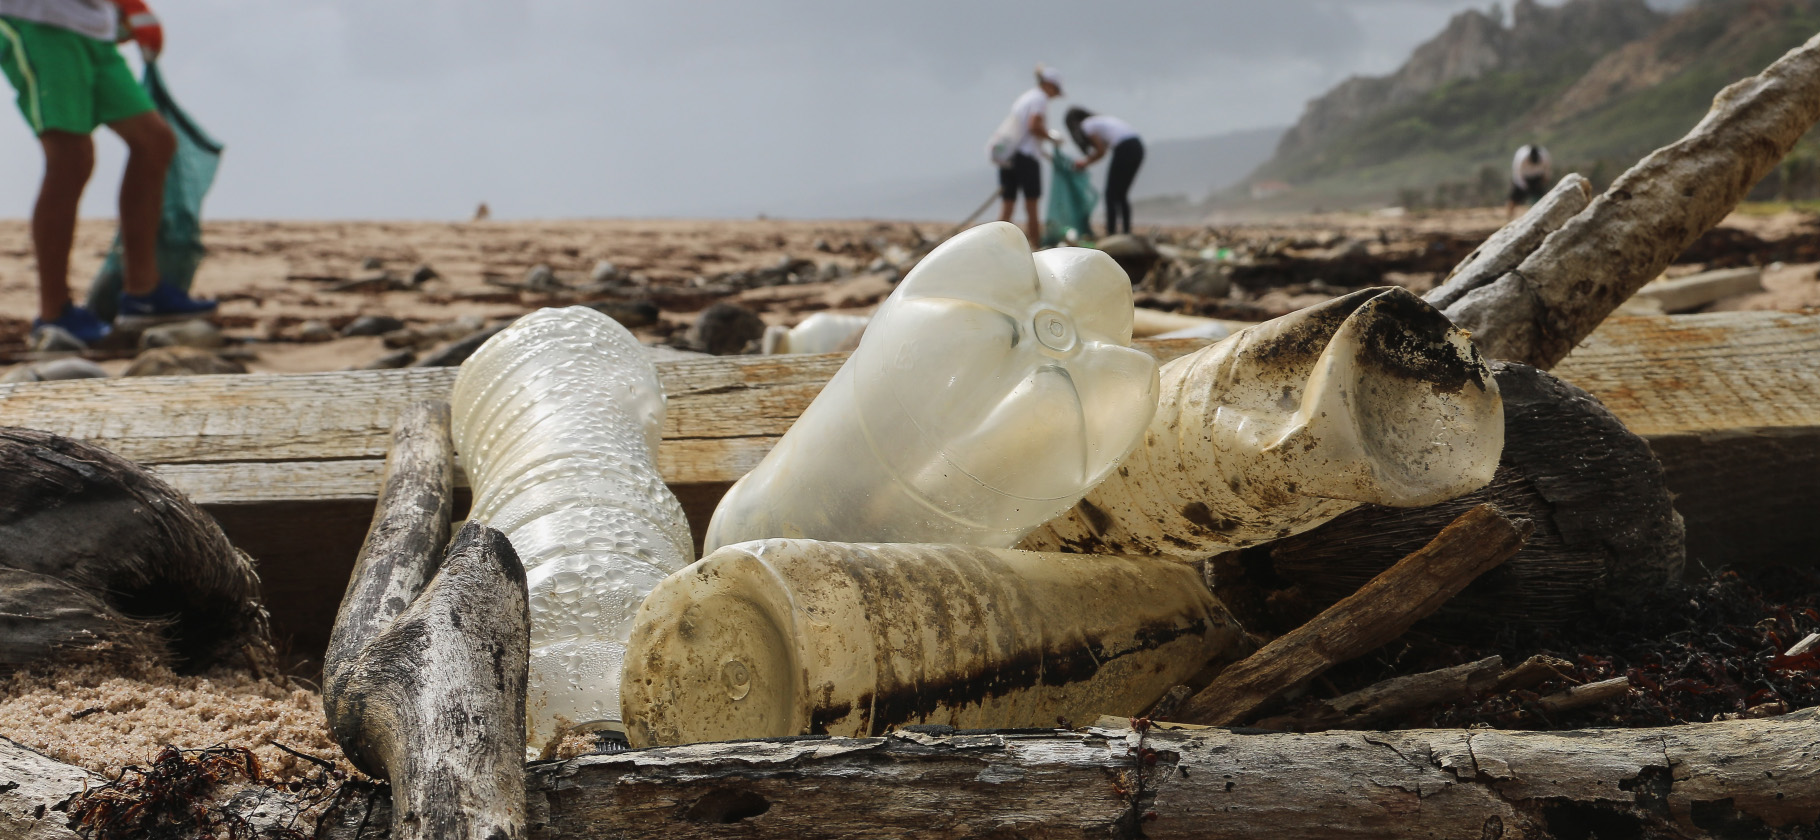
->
xmin=621 ymin=538 xmax=1241 ymax=747
xmin=1022 ymin=286 xmax=1504 ymax=558
xmin=704 ymin=221 xmax=1159 ymax=550
xmin=450 ymin=306 xmax=695 ymax=756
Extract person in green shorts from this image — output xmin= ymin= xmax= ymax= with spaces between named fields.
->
xmin=0 ymin=0 xmax=214 ymax=346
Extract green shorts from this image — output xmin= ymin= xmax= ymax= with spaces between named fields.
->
xmin=0 ymin=16 xmax=153 ymax=135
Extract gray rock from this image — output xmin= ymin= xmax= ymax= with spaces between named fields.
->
xmin=408 ymin=263 xmax=440 ymax=285
xmin=584 ymin=299 xmax=660 ymax=329
xmin=296 ymin=320 xmax=338 ymax=342
xmin=359 ymin=256 xmax=385 ymax=271
xmin=123 ymin=346 xmax=248 ymax=377
xmin=1170 ymin=262 xmax=1233 ymax=298
xmin=690 ymin=302 xmax=767 ymax=356
xmin=361 ymin=348 xmax=417 ymax=370
xmin=29 ymin=325 xmax=86 ymax=352
xmin=413 ymin=324 xmax=509 ymax=367
xmin=140 ymin=319 xmax=225 ymax=350
xmin=590 ymin=260 xmax=623 ymax=285
xmin=341 ymin=315 xmax=408 ymax=337
xmin=524 ymin=264 xmax=562 ymax=291
xmin=1097 ymin=235 xmax=1160 ymax=285
xmin=0 ymin=357 xmax=109 ymax=383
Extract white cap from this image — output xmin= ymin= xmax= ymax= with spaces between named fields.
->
xmin=1037 ymin=65 xmax=1064 ymax=93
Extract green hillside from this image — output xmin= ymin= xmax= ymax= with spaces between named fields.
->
xmin=1234 ymin=0 xmax=1820 ymax=211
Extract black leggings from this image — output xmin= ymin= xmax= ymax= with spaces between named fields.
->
xmin=1104 ymin=138 xmax=1145 ymax=235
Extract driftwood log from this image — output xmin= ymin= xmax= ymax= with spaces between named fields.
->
xmin=1218 ymin=362 xmax=1686 ymax=637
xmin=0 ymin=426 xmax=271 ymax=673
xmin=10 ymin=712 xmax=1817 ymax=839
xmin=1179 ymin=506 xmax=1530 ymax=726
xmin=1431 ymin=31 xmax=1820 ymax=368
xmin=320 ymin=401 xmax=529 ymax=840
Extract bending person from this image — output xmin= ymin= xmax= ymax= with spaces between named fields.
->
xmin=1506 ymin=143 xmax=1552 ymax=220
xmin=987 ymin=65 xmax=1062 ymax=247
xmin=0 ymin=0 xmax=215 ymax=346
xmin=1066 ymin=107 xmax=1144 ymax=236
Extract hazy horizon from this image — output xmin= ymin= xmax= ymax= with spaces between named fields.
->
xmin=0 ymin=0 xmax=1693 ymax=222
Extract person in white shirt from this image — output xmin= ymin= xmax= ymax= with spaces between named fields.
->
xmin=1507 ymin=144 xmax=1552 ymax=219
xmin=1065 ymin=107 xmax=1145 ymax=236
xmin=986 ymin=65 xmax=1062 ymax=247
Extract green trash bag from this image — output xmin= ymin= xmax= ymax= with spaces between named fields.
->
xmin=86 ymin=62 xmax=223 ymax=321
xmin=1043 ymin=151 xmax=1098 ymax=247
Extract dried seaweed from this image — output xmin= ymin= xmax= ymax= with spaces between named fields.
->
xmin=68 ymin=743 xmax=345 ymax=840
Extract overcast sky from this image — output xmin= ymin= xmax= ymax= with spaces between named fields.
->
xmin=0 ymin=1 xmax=1678 ymax=220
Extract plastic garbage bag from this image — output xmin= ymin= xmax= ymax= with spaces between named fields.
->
xmin=1043 ymin=151 xmax=1098 ymax=247
xmin=86 ymin=62 xmax=222 ymax=321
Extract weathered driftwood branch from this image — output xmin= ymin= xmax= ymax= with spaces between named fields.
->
xmin=0 ymin=427 xmax=272 ymax=673
xmin=1532 ymin=676 xmax=1632 ymax=717
xmin=8 ymin=712 xmax=1817 ymax=839
xmin=321 ymin=402 xmax=530 ymax=840
xmin=1427 ymin=173 xmax=1592 ymax=311
xmin=1179 ymin=505 xmax=1530 ymax=726
xmin=1439 ymin=32 xmax=1820 ymax=368
xmin=1255 ymin=656 xmax=1503 ymax=732
xmin=1228 ymin=362 xmax=1685 ymax=636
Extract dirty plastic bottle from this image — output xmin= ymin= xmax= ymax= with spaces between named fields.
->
xmin=760 ymin=312 xmax=870 ymax=355
xmin=705 ymin=221 xmax=1159 ymax=550
xmin=1022 ymin=286 xmax=1504 ymax=559
xmin=450 ymin=306 xmax=695 ymax=756
xmin=621 ymin=538 xmax=1241 ymax=747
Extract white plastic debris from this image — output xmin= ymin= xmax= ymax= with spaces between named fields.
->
xmin=705 ymin=221 xmax=1159 ymax=550
xmin=760 ymin=312 xmax=870 ymax=354
xmin=450 ymin=306 xmax=695 ymax=756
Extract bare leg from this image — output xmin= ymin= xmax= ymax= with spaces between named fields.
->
xmin=1023 ymin=197 xmax=1041 ymax=247
xmin=106 ymin=111 xmax=175 ymax=297
xmin=997 ymin=197 xmax=1015 ymax=223
xmin=33 ymin=132 xmax=95 ymax=322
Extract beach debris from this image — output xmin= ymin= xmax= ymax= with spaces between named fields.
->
xmin=358 ymin=257 xmax=384 ymax=271
xmin=360 ymin=348 xmax=417 ymax=370
xmin=1635 ymin=266 xmax=1765 ymax=313
xmin=1024 ymin=286 xmax=1502 ymax=559
xmin=622 ymin=539 xmax=1241 ymax=747
xmin=29 ymin=324 xmax=86 ymax=353
xmin=0 ymin=427 xmax=272 ymax=674
xmin=1176 ymin=505 xmax=1529 ymax=726
xmin=450 ymin=306 xmax=693 ymax=755
xmin=340 ymin=314 xmax=407 ymax=338
xmin=1096 ymin=234 xmax=1160 ymax=285
xmin=408 ymin=263 xmax=439 ymax=286
xmin=760 ymin=312 xmax=869 ymax=354
xmin=412 ymin=323 xmax=509 ymax=368
xmin=582 ymin=299 xmax=660 ymax=329
xmin=383 ymin=315 xmax=486 ymax=349
xmin=705 ymin=221 xmax=1158 ymax=550
xmin=323 ymin=401 xmax=528 ymax=840
xmin=0 ymin=357 xmax=107 ymax=383
xmin=688 ymin=302 xmax=767 ymax=356
xmin=1169 ymin=260 xmax=1233 ymax=298
xmin=295 ymin=320 xmax=337 ymax=343
xmin=590 ymin=259 xmax=624 ymax=286
xmin=124 ymin=346 xmax=248 ymax=377
xmin=523 ymin=263 xmax=562 ymax=292
xmin=1224 ymin=361 xmax=1682 ymax=636
xmin=139 ymin=319 xmax=224 ymax=351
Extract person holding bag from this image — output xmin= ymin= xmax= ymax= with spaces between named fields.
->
xmin=1065 ymin=106 xmax=1145 ymax=236
xmin=986 ymin=64 xmax=1063 ymax=247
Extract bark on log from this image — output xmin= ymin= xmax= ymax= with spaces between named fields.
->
xmin=1178 ymin=506 xmax=1530 ymax=726
xmin=1439 ymin=33 xmax=1820 ymax=368
xmin=321 ymin=402 xmax=529 ymax=840
xmin=8 ymin=711 xmax=1818 ymax=839
xmin=1221 ymin=362 xmax=1685 ymax=638
xmin=0 ymin=427 xmax=272 ymax=673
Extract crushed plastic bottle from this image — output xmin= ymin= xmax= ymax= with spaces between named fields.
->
xmin=450 ymin=306 xmax=695 ymax=757
xmin=761 ymin=312 xmax=870 ymax=355
xmin=705 ymin=221 xmax=1159 ymax=551
xmin=1022 ymin=286 xmax=1504 ymax=558
xmin=621 ymin=538 xmax=1241 ymax=747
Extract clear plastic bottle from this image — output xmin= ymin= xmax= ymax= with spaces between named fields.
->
xmin=704 ymin=221 xmax=1159 ymax=551
xmin=450 ymin=306 xmax=694 ymax=756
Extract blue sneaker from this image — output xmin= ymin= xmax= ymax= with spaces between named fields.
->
xmin=31 ymin=303 xmax=112 ymax=346
xmin=117 ymin=282 xmax=218 ymax=329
